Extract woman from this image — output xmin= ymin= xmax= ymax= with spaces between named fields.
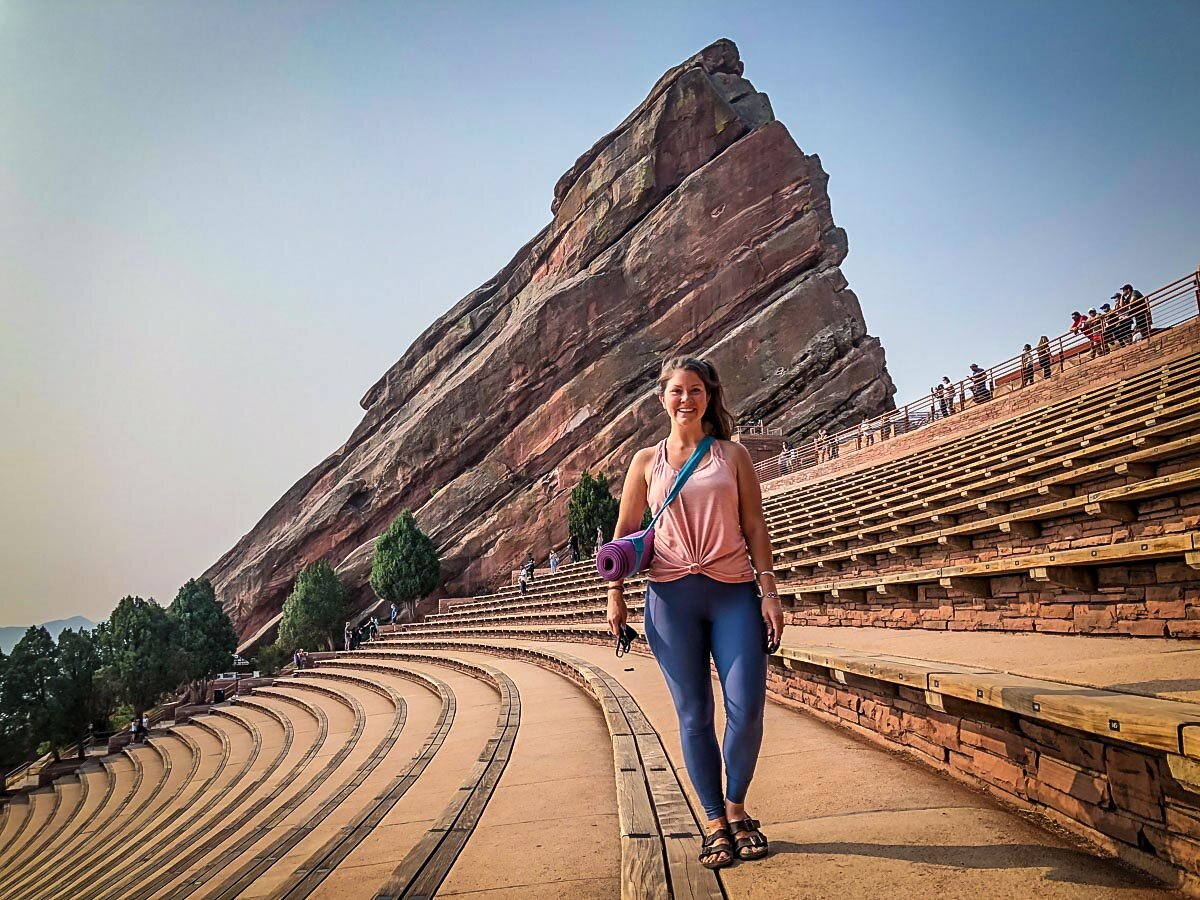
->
xmin=1036 ymin=336 xmax=1052 ymax=380
xmin=608 ymin=356 xmax=784 ymax=869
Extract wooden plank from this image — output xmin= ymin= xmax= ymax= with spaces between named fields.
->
xmin=1183 ymin=726 xmax=1200 ymax=760
xmin=929 ymin=671 xmax=1200 ymax=755
xmin=636 ymin=736 xmax=721 ymax=900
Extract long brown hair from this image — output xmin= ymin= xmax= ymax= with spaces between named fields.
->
xmin=656 ymin=356 xmax=735 ymax=440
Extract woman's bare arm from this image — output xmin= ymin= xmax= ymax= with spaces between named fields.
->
xmin=614 ymin=447 xmax=654 ymax=540
xmin=731 ymin=441 xmax=784 ymax=646
xmin=607 ymin=446 xmax=654 ymax=635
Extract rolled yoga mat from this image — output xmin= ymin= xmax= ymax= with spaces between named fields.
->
xmin=596 ymin=527 xmax=655 ymax=581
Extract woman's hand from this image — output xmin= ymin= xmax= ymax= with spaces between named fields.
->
xmin=760 ymin=577 xmax=784 ymax=650
xmin=607 ymin=588 xmax=628 ymax=637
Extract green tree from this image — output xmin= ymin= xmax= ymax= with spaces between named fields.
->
xmin=96 ymin=596 xmax=181 ymax=717
xmin=370 ymin=511 xmax=440 ymax=619
xmin=169 ymin=578 xmax=237 ymax=703
xmin=277 ymin=560 xmax=348 ymax=653
xmin=50 ymin=629 xmax=104 ymax=757
xmin=2 ymin=627 xmax=58 ymax=760
xmin=568 ymin=471 xmax=620 ymax=556
xmin=0 ymin=650 xmax=23 ymax=770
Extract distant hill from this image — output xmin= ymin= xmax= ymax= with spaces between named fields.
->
xmin=0 ymin=616 xmax=96 ymax=654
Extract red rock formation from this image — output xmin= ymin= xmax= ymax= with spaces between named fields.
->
xmin=208 ymin=39 xmax=895 ymax=638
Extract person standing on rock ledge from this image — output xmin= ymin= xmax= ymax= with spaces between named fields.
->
xmin=609 ymin=355 xmax=783 ymax=870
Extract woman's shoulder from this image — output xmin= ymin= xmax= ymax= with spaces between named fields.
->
xmin=632 ymin=444 xmax=662 ymax=468
xmin=715 ymin=438 xmax=751 ymax=463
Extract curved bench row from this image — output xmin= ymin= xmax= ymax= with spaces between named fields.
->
xmin=355 ymin=644 xmax=722 ymax=900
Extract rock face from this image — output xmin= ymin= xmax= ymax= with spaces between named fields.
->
xmin=208 ymin=39 xmax=895 ymax=638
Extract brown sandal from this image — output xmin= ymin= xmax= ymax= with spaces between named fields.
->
xmin=730 ymin=817 xmax=768 ymax=860
xmin=699 ymin=827 xmax=734 ymax=869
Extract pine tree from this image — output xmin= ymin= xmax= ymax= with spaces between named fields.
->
xmin=370 ymin=511 xmax=440 ymax=619
xmin=277 ymin=560 xmax=349 ymax=653
xmin=169 ymin=578 xmax=238 ymax=704
xmin=567 ymin=471 xmax=621 ymax=556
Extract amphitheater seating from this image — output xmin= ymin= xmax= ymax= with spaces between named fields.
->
xmin=5 ymin=326 xmax=1198 ymax=896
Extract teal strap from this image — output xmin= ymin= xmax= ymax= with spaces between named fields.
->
xmin=647 ymin=435 xmax=714 ymax=531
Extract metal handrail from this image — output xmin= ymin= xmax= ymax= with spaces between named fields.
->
xmin=754 ymin=267 xmax=1200 ymax=483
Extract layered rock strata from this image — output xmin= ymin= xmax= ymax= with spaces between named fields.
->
xmin=208 ymin=39 xmax=895 ymax=635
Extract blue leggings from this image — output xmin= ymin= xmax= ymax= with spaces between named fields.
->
xmin=645 ymin=574 xmax=768 ymax=820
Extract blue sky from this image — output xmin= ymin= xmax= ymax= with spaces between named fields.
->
xmin=2 ymin=1 xmax=1197 ymax=625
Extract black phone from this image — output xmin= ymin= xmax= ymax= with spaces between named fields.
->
xmin=762 ymin=620 xmax=780 ymax=655
xmin=616 ymin=623 xmax=639 ymax=657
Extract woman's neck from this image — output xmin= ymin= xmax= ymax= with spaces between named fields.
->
xmin=669 ymin=421 xmax=708 ymax=449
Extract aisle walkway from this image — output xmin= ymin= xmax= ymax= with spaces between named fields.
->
xmin=516 ymin=639 xmax=1168 ymax=898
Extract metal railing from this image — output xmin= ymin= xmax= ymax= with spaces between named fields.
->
xmin=752 ymin=267 xmax=1200 ymax=484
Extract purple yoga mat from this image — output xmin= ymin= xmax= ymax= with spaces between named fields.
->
xmin=595 ymin=528 xmax=655 ymax=581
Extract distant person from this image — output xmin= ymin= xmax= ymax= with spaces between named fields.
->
xmin=1098 ymin=303 xmax=1120 ymax=349
xmin=293 ymin=649 xmax=304 ymax=671
xmin=970 ymin=364 xmax=991 ymax=403
xmin=880 ymin=412 xmax=891 ymax=440
xmin=522 ymin=551 xmax=536 ymax=581
xmin=344 ymin=621 xmax=354 ymax=652
xmin=518 ymin=572 xmax=528 ymax=596
xmin=811 ymin=427 xmax=830 ymax=458
xmin=1036 ymin=336 xmax=1052 ymax=379
xmin=941 ymin=376 xmax=955 ymax=414
xmin=826 ymin=429 xmax=838 ymax=459
xmin=778 ymin=443 xmax=791 ymax=474
xmin=389 ymin=601 xmax=398 ymax=625
xmin=1020 ymin=344 xmax=1034 ymax=387
xmin=595 ymin=526 xmax=604 ymax=556
xmin=369 ymin=616 xmax=380 ymax=639
xmin=1120 ymin=283 xmax=1151 ymax=340
xmin=1070 ymin=310 xmax=1088 ymax=344
xmin=549 ymin=548 xmax=560 ymax=574
xmin=140 ymin=715 xmax=149 ymax=741
xmin=934 ymin=382 xmax=949 ymax=419
xmin=1082 ymin=308 xmax=1106 ymax=356
xmin=568 ymin=534 xmax=579 ymax=564
xmin=129 ymin=719 xmax=138 ymax=744
xmin=1110 ymin=293 xmax=1134 ymax=345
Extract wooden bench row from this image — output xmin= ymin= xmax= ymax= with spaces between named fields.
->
xmin=762 ymin=351 xmax=1200 ymax=534
xmin=774 ymin=645 xmax=1200 ymax=762
xmin=356 ymin=643 xmax=720 ymax=900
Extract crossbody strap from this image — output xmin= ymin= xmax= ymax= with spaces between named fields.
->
xmin=647 ymin=435 xmax=714 ymax=530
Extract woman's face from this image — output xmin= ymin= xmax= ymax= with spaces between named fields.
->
xmin=661 ymin=368 xmax=708 ymax=427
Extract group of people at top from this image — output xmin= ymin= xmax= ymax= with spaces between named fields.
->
xmin=127 ymin=713 xmax=151 ymax=743
xmin=1071 ymin=283 xmax=1151 ymax=358
xmin=516 ymin=532 xmax=598 ymax=595
xmin=343 ymin=615 xmax=381 ymax=651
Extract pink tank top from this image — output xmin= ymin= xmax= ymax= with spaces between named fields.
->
xmin=646 ymin=438 xmax=755 ymax=584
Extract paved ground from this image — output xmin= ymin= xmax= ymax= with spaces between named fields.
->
xmin=520 ymin=639 xmax=1170 ymax=899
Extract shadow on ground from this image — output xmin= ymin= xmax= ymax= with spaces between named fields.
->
xmin=767 ymin=841 xmax=1155 ymax=888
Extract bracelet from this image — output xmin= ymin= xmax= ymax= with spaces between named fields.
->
xmin=607 ymin=585 xmax=625 ymax=593
xmin=763 ymin=590 xmax=779 ymax=600
xmin=756 ymin=570 xmax=777 ymax=579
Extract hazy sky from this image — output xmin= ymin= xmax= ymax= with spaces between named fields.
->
xmin=2 ymin=1 xmax=1197 ymax=627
